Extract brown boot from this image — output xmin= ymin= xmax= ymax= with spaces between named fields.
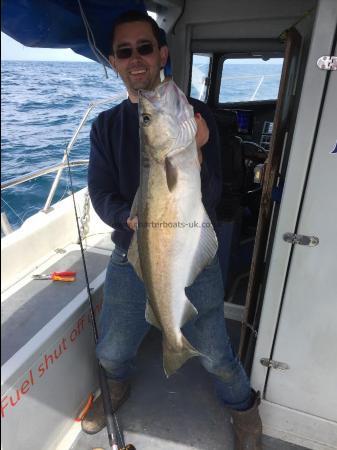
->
xmin=81 ymin=379 xmax=130 ymax=435
xmin=230 ymin=390 xmax=262 ymax=450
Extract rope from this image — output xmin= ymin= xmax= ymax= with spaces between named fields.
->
xmin=77 ymin=0 xmax=115 ymax=78
xmin=279 ymin=7 xmax=315 ymax=42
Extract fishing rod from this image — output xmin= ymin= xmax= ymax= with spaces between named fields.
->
xmin=64 ymin=152 xmax=135 ymax=450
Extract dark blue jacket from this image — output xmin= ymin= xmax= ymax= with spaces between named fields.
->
xmin=88 ymin=97 xmax=222 ymax=251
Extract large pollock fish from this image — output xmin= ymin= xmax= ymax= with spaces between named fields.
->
xmin=128 ymin=80 xmax=218 ymax=377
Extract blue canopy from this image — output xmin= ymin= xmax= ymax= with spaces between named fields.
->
xmin=1 ymin=0 xmax=147 ymax=62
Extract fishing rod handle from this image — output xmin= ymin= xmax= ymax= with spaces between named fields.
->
xmin=98 ymin=364 xmax=120 ymax=448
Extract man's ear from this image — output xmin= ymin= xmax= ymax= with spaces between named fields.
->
xmin=160 ymin=45 xmax=169 ymax=69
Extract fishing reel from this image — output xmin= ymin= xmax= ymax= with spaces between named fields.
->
xmin=94 ymin=445 xmax=135 ymax=450
xmin=109 ymin=442 xmax=136 ymax=450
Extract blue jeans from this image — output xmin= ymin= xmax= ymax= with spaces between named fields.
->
xmin=96 ymin=246 xmax=252 ymax=411
xmin=217 ymin=221 xmax=235 ymax=294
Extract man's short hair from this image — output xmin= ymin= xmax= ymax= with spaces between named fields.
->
xmin=110 ymin=10 xmax=163 ymax=54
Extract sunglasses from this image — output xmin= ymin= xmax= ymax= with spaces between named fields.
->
xmin=115 ymin=42 xmax=155 ymax=59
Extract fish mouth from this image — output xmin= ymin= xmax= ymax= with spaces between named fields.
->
xmin=139 ymin=80 xmax=170 ymax=97
xmin=138 ymin=81 xmax=171 ymax=108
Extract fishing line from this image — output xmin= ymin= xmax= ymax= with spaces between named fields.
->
xmin=64 ymin=150 xmax=127 ymax=449
xmin=1 ymin=197 xmax=24 ymax=226
xmin=2 ymin=172 xmax=70 ymax=230
xmin=56 ymin=171 xmax=71 ymax=203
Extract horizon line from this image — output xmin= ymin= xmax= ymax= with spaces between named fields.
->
xmin=1 ymin=59 xmax=283 ymax=64
xmin=1 ymin=58 xmax=96 ymax=63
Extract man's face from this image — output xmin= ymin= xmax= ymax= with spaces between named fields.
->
xmin=110 ymin=21 xmax=168 ymax=99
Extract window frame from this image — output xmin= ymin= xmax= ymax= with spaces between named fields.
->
xmin=189 ymin=52 xmax=213 ymax=103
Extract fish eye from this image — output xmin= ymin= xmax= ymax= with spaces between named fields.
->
xmin=142 ymin=114 xmax=152 ymax=126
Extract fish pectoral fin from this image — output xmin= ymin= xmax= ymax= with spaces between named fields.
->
xmin=175 ymin=117 xmax=197 ymax=150
xmin=186 ymin=210 xmax=218 ymax=286
xmin=127 ymin=234 xmax=143 ymax=281
xmin=165 ymin=156 xmax=178 ymax=192
xmin=145 ymin=302 xmax=161 ymax=329
xmin=163 ymin=334 xmax=201 ymax=377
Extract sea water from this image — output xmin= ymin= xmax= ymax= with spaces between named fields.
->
xmin=1 ymin=60 xmax=282 ymax=230
xmin=1 ymin=60 xmax=125 ymax=229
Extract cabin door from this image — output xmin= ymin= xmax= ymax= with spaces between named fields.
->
xmin=264 ymin=43 xmax=337 ymax=421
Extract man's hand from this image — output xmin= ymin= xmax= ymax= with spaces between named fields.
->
xmin=127 ymin=216 xmax=138 ymax=231
xmin=195 ymin=113 xmax=209 ymax=164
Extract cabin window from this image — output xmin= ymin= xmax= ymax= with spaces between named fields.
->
xmin=218 ymin=58 xmax=283 ymax=103
xmin=190 ymin=54 xmax=211 ymax=102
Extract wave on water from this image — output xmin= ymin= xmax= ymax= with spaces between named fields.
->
xmin=1 ymin=60 xmax=125 ymax=230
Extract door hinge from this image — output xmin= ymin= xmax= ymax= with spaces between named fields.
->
xmin=260 ymin=358 xmax=289 ymax=371
xmin=283 ymin=232 xmax=319 ymax=247
xmin=317 ymin=56 xmax=337 ymax=71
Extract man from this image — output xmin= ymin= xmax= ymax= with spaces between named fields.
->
xmin=85 ymin=10 xmax=262 ymax=449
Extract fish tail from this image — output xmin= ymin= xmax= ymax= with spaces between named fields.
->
xmin=163 ymin=334 xmax=201 ymax=377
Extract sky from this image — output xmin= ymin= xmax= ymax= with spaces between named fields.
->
xmin=1 ymin=32 xmax=91 ymax=62
xmin=2 ymin=32 xmax=283 ymax=64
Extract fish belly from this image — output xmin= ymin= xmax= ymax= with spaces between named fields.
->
xmin=129 ymin=148 xmax=218 ymax=376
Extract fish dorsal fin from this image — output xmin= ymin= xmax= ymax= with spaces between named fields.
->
xmin=127 ymin=233 xmax=143 ymax=281
xmin=165 ymin=156 xmax=178 ymax=192
xmin=127 ymin=188 xmax=143 ymax=280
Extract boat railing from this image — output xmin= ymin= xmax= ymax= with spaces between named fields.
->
xmin=1 ymin=160 xmax=90 ymax=236
xmin=42 ymin=92 xmax=127 ymax=212
xmin=1 ymin=160 xmax=89 ymax=191
xmin=1 ymin=92 xmax=127 ymax=236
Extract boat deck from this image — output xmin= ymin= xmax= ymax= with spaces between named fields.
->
xmin=71 ymin=328 xmax=309 ymax=450
xmin=1 ymin=233 xmax=309 ymax=450
xmin=1 ymin=247 xmax=109 ymax=365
